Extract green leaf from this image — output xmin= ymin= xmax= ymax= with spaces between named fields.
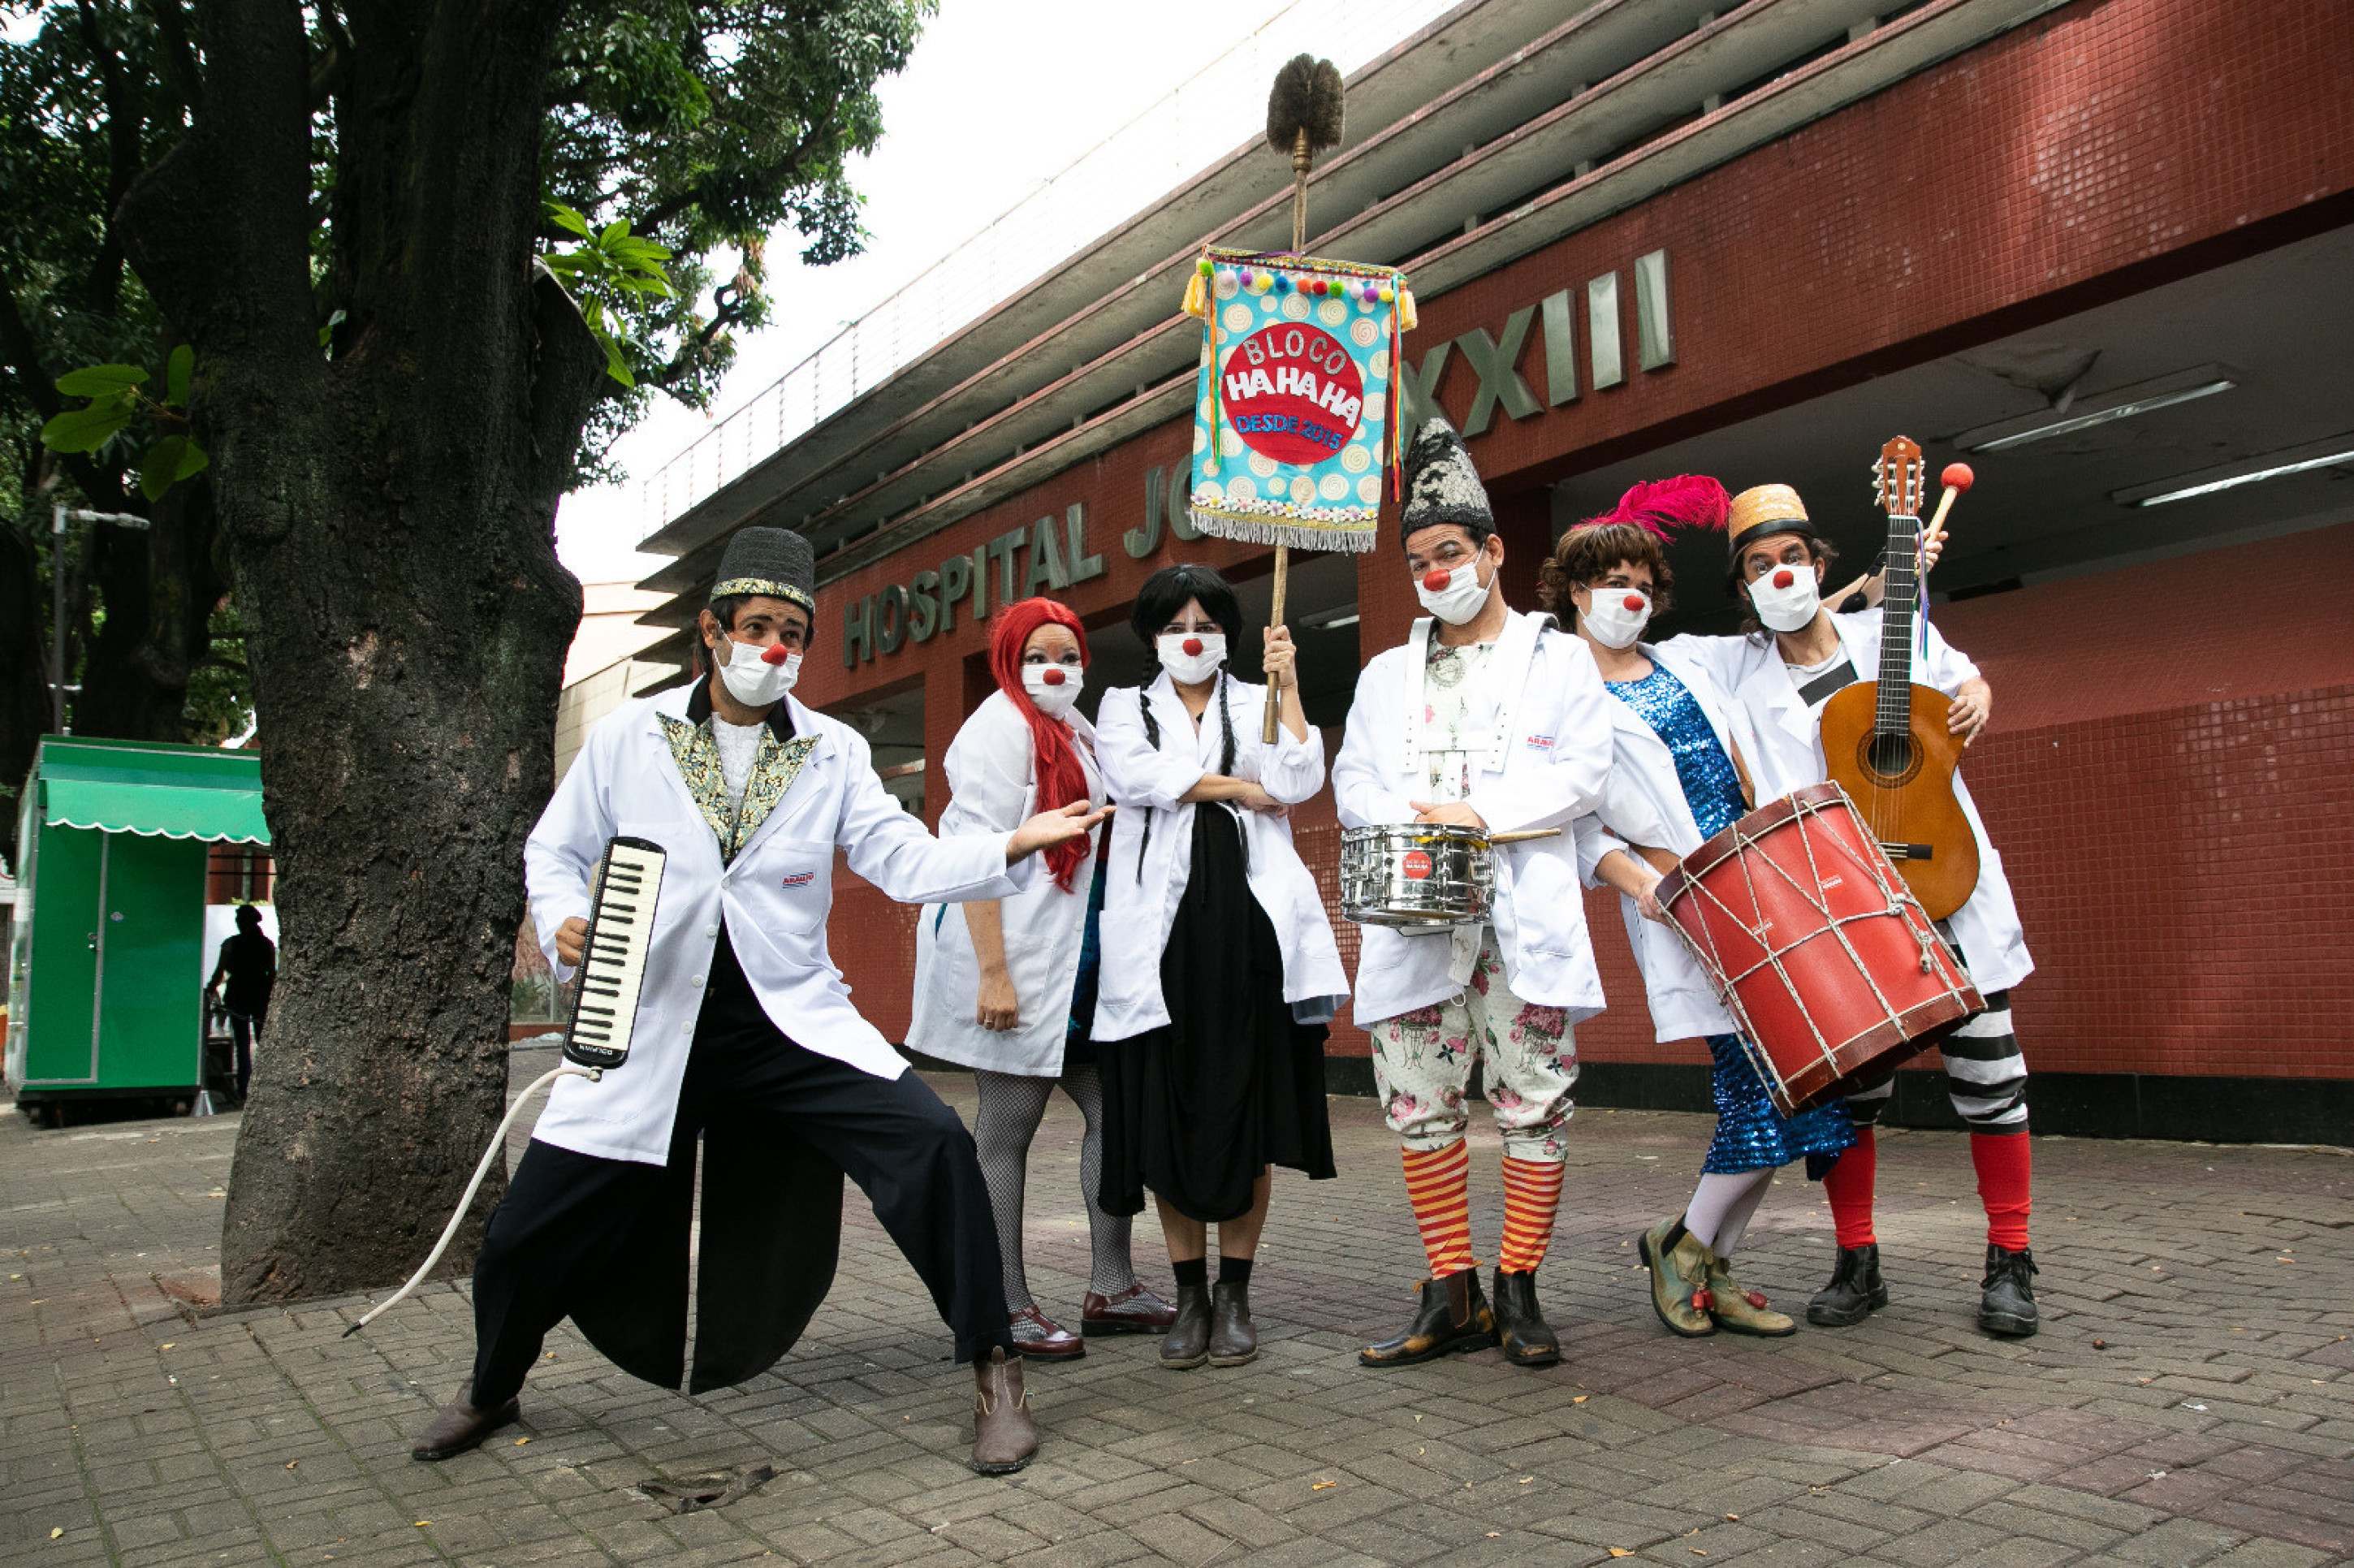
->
xmin=546 ymin=202 xmax=594 ymax=238
xmin=601 ymin=335 xmax=634 ymax=388
xmin=166 ymin=345 xmax=193 ymax=406
xmin=54 ymin=363 xmax=150 ymax=396
xmin=138 ymin=435 xmax=210 ymax=499
xmin=41 ymin=401 xmax=138 ymax=453
xmin=599 ymin=219 xmax=629 ymax=248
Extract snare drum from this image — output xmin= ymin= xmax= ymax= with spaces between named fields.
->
xmin=1341 ymin=823 xmax=1492 ymax=931
xmin=1657 ymin=782 xmax=1982 ymax=1116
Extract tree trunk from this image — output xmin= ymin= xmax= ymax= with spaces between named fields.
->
xmin=207 ymin=382 xmax=582 ymax=1302
xmin=115 ymin=1 xmax=610 ymax=1304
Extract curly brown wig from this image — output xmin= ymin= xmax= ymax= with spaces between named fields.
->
xmin=1540 ymin=522 xmax=1675 ymax=623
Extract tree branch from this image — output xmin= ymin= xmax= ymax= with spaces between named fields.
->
xmin=74 ymin=0 xmax=146 ymax=317
xmin=115 ymin=1 xmax=319 ymax=370
xmin=525 ymin=261 xmax=614 ymax=501
xmin=140 ymin=0 xmax=205 ymax=114
xmin=635 ymin=110 xmax=838 ymax=236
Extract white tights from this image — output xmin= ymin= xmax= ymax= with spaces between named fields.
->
xmin=1683 ymin=1168 xmax=1775 ymax=1257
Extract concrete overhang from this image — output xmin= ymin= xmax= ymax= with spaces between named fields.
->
xmin=641 ymin=0 xmax=2067 ymax=624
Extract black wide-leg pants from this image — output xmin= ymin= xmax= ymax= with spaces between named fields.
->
xmin=468 ymin=926 xmax=1011 ymax=1406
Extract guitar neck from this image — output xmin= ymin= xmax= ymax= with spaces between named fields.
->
xmin=1874 ymin=511 xmax=1918 ymax=736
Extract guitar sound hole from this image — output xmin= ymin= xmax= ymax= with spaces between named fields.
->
xmin=1862 ymin=732 xmax=1920 ymax=783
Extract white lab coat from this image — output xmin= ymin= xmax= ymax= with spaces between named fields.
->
xmin=525 ymin=684 xmax=1034 ymax=1166
xmin=1658 ymin=608 xmax=2032 ymax=993
xmin=909 ymin=690 xmax=1104 ymax=1076
xmin=1332 ymin=609 xmax=1617 ymax=1027
xmin=1571 ymin=641 xmax=1771 ymax=1043
xmin=1091 ymin=672 xmax=1347 ymax=1042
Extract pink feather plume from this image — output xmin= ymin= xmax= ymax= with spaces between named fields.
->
xmin=1574 ymin=474 xmax=1730 ymax=538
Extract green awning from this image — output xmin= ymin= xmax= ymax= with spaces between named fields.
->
xmin=34 ymin=737 xmax=270 ymax=846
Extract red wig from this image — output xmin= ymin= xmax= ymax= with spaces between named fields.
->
xmin=988 ymin=598 xmax=1093 ymax=893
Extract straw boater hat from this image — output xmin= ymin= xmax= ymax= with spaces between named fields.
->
xmin=1398 ymin=417 xmax=1493 ymax=544
xmin=1723 ymin=483 xmax=1812 ymax=562
xmin=710 ymin=526 xmax=816 ymax=615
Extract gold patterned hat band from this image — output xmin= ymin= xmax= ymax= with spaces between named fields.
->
xmin=1725 ymin=483 xmax=1811 ymax=557
xmin=711 ymin=577 xmax=814 ymax=611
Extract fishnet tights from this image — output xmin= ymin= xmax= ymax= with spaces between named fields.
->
xmin=972 ymin=1066 xmax=1136 ymax=1311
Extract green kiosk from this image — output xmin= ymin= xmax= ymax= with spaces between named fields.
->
xmin=6 ymin=737 xmax=270 ymax=1124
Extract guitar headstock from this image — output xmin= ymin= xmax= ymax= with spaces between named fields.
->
xmin=1873 ymin=435 xmax=1924 ymax=520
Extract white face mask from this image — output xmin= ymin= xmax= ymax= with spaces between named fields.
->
xmin=715 ymin=634 xmax=800 ymax=707
xmin=1021 ymin=661 xmax=1084 ymax=717
xmin=1747 ymin=563 xmax=1821 ymax=634
xmin=1156 ymin=632 xmax=1226 ymax=685
xmin=1580 ymin=586 xmax=1652 ymax=650
xmin=1415 ymin=556 xmax=1493 ymax=626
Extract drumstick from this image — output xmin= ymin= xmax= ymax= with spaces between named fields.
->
xmin=1485 ymin=827 xmax=1561 ymax=844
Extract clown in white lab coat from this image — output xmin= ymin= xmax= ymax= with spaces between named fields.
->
xmin=1334 ymin=417 xmax=1615 ymax=1375
xmin=408 ymin=527 xmax=1103 ymax=1478
xmin=1656 ymin=481 xmax=2042 ymax=1345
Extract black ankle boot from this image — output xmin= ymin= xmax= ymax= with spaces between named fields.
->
xmin=1160 ymin=1281 xmax=1212 ymax=1369
xmin=1358 ymin=1268 xmax=1497 ymax=1368
xmin=1978 ymin=1244 xmax=2039 ymax=1338
xmin=1806 ymin=1243 xmax=1889 ymax=1328
xmin=1490 ymin=1268 xmax=1561 ymax=1367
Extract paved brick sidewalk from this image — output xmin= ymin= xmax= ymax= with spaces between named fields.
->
xmin=5 ymin=1055 xmax=2350 ymax=1566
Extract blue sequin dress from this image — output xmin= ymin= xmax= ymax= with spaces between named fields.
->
xmin=1605 ymin=664 xmax=1855 ymax=1174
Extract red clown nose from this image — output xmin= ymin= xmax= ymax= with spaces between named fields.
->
xmin=1041 ymin=667 xmax=1066 ymax=686
xmin=1622 ymin=594 xmax=1645 ymax=612
xmin=1422 ymin=568 xmax=1452 ymax=593
xmin=760 ymin=643 xmax=793 ymax=666
xmin=1181 ymin=637 xmax=1203 ymax=657
xmin=1772 ymin=569 xmax=1795 ymax=589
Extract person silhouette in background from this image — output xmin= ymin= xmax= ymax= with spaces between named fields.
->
xmin=206 ymin=905 xmax=276 ymax=1101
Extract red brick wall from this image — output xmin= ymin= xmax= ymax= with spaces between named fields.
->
xmin=808 ymin=0 xmax=2354 ymax=1082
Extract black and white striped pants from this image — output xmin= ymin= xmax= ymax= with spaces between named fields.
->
xmin=1846 ymin=924 xmax=2028 ymax=1133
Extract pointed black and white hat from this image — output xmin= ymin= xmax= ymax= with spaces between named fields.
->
xmin=710 ymin=526 xmax=816 ymax=615
xmin=1398 ymin=416 xmax=1492 ymax=545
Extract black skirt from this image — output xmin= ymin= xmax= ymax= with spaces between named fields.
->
xmin=1099 ymin=805 xmax=1335 ymax=1224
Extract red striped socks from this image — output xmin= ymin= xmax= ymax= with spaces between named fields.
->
xmin=1824 ymin=1128 xmax=1878 ymax=1249
xmin=1401 ymin=1141 xmax=1475 ymax=1279
xmin=1498 ymin=1157 xmax=1564 ymax=1274
xmin=1971 ymin=1130 xmax=2032 ymax=1252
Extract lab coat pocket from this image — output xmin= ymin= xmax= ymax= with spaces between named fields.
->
xmin=767 ymin=837 xmax=837 ymax=935
xmin=1503 ymin=844 xmax=1587 ymax=957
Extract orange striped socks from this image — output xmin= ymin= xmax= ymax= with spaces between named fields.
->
xmin=1498 ymin=1157 xmax=1564 ymax=1274
xmin=1401 ymin=1141 xmax=1475 ymax=1278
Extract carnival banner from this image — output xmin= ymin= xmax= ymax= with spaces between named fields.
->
xmin=1180 ymin=245 xmax=1415 ymax=552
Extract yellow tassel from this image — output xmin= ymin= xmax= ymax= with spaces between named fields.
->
xmin=1181 ymin=270 xmax=1207 ymax=320
xmin=1398 ymin=287 xmax=1419 ymax=334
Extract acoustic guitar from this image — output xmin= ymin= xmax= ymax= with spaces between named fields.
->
xmin=1816 ymin=435 xmax=1980 ymax=920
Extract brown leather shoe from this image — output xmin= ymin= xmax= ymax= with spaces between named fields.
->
xmin=1008 ymin=1304 xmax=1085 ymax=1360
xmin=1358 ymin=1268 xmax=1497 ymax=1367
xmin=410 ymin=1384 xmax=519 ymax=1462
xmin=1160 ymin=1281 xmax=1212 ymax=1369
xmin=1081 ymin=1282 xmax=1177 ymax=1335
xmin=1207 ymin=1281 xmax=1258 ymax=1367
xmin=970 ymin=1346 xmax=1039 ymax=1475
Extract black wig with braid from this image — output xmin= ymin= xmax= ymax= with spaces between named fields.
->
xmin=1129 ymin=564 xmax=1245 ymax=879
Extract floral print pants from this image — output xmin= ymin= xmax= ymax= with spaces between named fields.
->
xmin=1369 ymin=927 xmax=1578 ymax=1163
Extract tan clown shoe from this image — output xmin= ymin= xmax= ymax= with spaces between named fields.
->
xmin=1637 ymin=1216 xmax=1715 ymax=1337
xmin=1704 ymin=1251 xmax=1797 ymax=1337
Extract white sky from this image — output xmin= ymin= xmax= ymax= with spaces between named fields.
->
xmin=554 ymin=0 xmax=1265 ymax=586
